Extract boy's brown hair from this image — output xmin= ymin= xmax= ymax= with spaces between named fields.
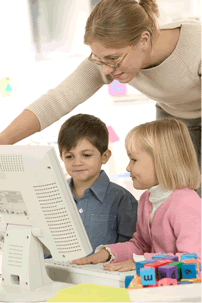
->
xmin=58 ymin=114 xmax=109 ymax=156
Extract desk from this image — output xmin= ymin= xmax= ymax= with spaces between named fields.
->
xmin=0 ymin=252 xmax=201 ymax=302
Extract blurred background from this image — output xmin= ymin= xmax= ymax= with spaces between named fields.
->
xmin=0 ymin=0 xmax=201 ymax=200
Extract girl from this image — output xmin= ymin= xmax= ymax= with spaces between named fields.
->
xmin=70 ymin=118 xmax=201 ymax=271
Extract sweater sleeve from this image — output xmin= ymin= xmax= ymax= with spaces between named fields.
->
xmin=26 ymin=58 xmax=113 ymax=130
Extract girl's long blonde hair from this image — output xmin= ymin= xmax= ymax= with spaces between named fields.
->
xmin=84 ymin=0 xmax=160 ymax=48
xmin=125 ymin=118 xmax=201 ymax=190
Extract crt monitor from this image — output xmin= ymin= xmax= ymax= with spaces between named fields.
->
xmin=0 ymin=145 xmax=92 ymax=301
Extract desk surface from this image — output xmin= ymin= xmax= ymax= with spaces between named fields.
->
xmin=0 ymin=252 xmax=201 ymax=303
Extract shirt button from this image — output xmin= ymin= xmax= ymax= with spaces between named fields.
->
xmin=79 ymin=208 xmax=83 ymax=213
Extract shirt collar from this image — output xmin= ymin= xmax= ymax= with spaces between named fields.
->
xmin=148 ymin=184 xmax=173 ymax=204
xmin=67 ymin=170 xmax=110 ymax=204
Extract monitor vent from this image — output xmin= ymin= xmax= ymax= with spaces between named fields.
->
xmin=8 ymin=245 xmax=23 ymax=267
xmin=0 ymin=155 xmax=24 ymax=172
xmin=34 ymin=183 xmax=82 ymax=254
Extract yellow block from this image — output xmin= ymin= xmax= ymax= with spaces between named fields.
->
xmin=47 ymin=283 xmax=131 ymax=302
xmin=181 ymin=276 xmax=201 ymax=283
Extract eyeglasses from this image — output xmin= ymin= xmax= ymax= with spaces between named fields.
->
xmin=88 ymin=45 xmax=133 ymax=69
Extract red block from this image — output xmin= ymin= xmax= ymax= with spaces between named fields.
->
xmin=158 ymin=278 xmax=178 ymax=287
xmin=144 ymin=259 xmax=174 ymax=281
xmin=144 ymin=259 xmax=173 ymax=269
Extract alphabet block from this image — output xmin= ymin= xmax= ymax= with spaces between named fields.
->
xmin=144 ymin=259 xmax=173 ymax=280
xmin=125 ymin=276 xmax=134 ymax=288
xmin=178 ymin=281 xmax=193 ymax=285
xmin=108 ymin=80 xmax=126 ymax=96
xmin=180 ymin=253 xmax=197 ymax=261
xmin=182 ymin=259 xmax=200 ymax=273
xmin=128 ymin=276 xmax=143 ymax=289
xmin=158 ymin=265 xmax=178 ymax=280
xmin=168 ymin=262 xmax=183 ymax=280
xmin=136 ymin=260 xmax=154 ymax=275
xmin=140 ymin=267 xmax=156 ymax=286
xmin=181 ymin=263 xmax=197 ymax=279
xmin=158 ymin=278 xmax=177 ymax=286
xmin=161 ymin=256 xmax=179 ymax=262
xmin=152 ymin=254 xmax=168 ymax=259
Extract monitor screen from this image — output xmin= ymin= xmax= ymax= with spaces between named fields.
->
xmin=0 ymin=145 xmax=93 ymax=301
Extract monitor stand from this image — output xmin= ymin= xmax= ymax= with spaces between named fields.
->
xmin=0 ymin=224 xmax=74 ymax=302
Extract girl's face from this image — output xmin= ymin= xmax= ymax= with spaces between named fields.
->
xmin=126 ymin=143 xmax=158 ymax=190
xmin=89 ymin=33 xmax=151 ymax=83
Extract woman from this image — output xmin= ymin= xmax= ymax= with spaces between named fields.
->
xmin=0 ymin=0 xmax=201 ymax=165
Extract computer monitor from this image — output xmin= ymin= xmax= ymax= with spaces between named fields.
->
xmin=0 ymin=145 xmax=93 ymax=301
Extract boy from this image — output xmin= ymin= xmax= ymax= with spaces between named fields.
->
xmin=58 ymin=113 xmax=138 ymax=253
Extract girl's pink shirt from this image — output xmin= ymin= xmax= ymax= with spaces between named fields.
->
xmin=106 ymin=188 xmax=201 ymax=263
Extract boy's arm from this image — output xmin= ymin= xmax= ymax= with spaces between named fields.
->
xmin=116 ymin=192 xmax=138 ymax=242
xmin=106 ymin=192 xmax=151 ymax=263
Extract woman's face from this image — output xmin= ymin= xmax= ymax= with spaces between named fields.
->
xmin=89 ymin=33 xmax=151 ymax=83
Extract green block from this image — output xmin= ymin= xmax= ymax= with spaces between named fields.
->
xmin=168 ymin=262 xmax=183 ymax=280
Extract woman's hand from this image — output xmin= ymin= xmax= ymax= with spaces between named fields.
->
xmin=103 ymin=259 xmax=136 ymax=272
xmin=70 ymin=248 xmax=110 ymax=265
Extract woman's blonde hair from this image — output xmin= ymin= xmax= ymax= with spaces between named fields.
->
xmin=84 ymin=0 xmax=160 ymax=48
xmin=125 ymin=118 xmax=201 ymax=190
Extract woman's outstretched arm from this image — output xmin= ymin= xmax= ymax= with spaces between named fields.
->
xmin=0 ymin=109 xmax=40 ymax=144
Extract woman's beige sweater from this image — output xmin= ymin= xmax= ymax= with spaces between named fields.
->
xmin=26 ymin=19 xmax=201 ymax=130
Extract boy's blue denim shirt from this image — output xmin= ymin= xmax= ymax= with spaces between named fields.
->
xmin=68 ymin=170 xmax=138 ymax=254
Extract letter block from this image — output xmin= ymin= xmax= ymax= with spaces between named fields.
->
xmin=178 ymin=281 xmax=193 ymax=285
xmin=158 ymin=265 xmax=178 ymax=280
xmin=158 ymin=278 xmax=177 ymax=286
xmin=168 ymin=262 xmax=183 ymax=280
xmin=140 ymin=267 xmax=156 ymax=286
xmin=152 ymin=254 xmax=168 ymax=259
xmin=125 ymin=276 xmax=134 ymax=289
xmin=108 ymin=80 xmax=126 ymax=96
xmin=128 ymin=276 xmax=143 ymax=289
xmin=144 ymin=259 xmax=173 ymax=280
xmin=161 ymin=256 xmax=179 ymax=262
xmin=136 ymin=260 xmax=154 ymax=275
xmin=182 ymin=258 xmax=200 ymax=273
xmin=181 ymin=263 xmax=197 ymax=279
xmin=180 ymin=253 xmax=197 ymax=261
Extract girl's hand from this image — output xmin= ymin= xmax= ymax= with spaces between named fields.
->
xmin=70 ymin=248 xmax=110 ymax=265
xmin=103 ymin=259 xmax=136 ymax=272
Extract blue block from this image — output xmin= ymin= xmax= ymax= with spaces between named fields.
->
xmin=180 ymin=253 xmax=197 ymax=261
xmin=162 ymin=256 xmax=179 ymax=262
xmin=136 ymin=260 xmax=154 ymax=275
xmin=181 ymin=263 xmax=197 ymax=279
xmin=178 ymin=281 xmax=193 ymax=284
xmin=152 ymin=254 xmax=168 ymax=259
xmin=140 ymin=267 xmax=156 ymax=286
xmin=125 ymin=276 xmax=134 ymax=289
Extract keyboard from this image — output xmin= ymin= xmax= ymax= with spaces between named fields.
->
xmin=45 ymin=259 xmax=136 ymax=288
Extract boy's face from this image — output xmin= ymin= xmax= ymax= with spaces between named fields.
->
xmin=61 ymin=138 xmax=111 ymax=185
